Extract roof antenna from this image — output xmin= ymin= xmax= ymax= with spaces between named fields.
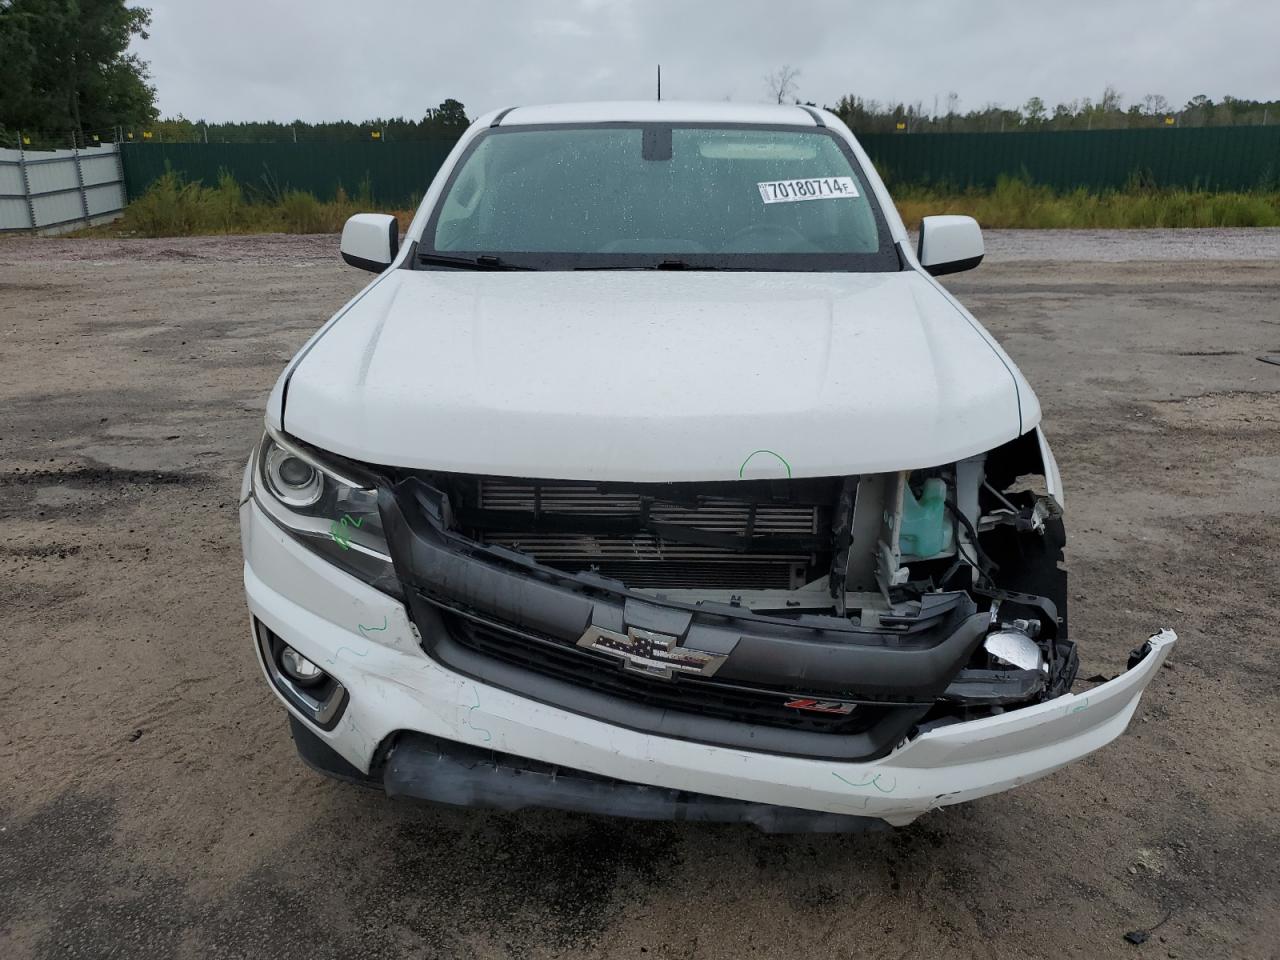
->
xmin=657 ymin=64 xmax=661 ymax=101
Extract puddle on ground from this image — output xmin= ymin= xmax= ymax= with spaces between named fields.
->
xmin=32 ymin=485 xmax=100 ymax=507
xmin=76 ymin=443 xmax=209 ymax=474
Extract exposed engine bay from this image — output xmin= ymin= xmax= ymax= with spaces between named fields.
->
xmin=383 ymin=429 xmax=1074 ymax=742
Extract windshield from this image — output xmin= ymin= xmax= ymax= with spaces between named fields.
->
xmin=420 ymin=123 xmax=899 ymax=271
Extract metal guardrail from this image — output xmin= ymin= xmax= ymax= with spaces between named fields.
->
xmin=0 ymin=143 xmax=126 ymax=233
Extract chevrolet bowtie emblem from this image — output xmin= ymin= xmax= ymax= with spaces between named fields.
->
xmin=576 ymin=625 xmax=727 ymax=679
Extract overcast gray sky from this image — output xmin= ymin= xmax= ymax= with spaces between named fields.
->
xmin=139 ymin=0 xmax=1280 ymax=123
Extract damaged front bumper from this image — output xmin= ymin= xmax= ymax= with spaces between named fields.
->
xmin=378 ymin=478 xmax=1007 ymax=761
xmin=242 ymin=496 xmax=1175 ymax=827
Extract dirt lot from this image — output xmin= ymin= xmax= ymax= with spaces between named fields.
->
xmin=2 ymin=231 xmax=1278 ymax=959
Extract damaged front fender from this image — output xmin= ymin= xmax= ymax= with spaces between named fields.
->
xmin=1035 ymin=426 xmax=1065 ymax=511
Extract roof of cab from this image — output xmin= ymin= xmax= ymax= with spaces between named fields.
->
xmin=484 ymin=101 xmax=824 ymax=127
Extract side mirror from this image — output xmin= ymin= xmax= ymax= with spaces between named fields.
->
xmin=917 ymin=215 xmax=983 ymax=276
xmin=340 ymin=213 xmax=399 ymax=272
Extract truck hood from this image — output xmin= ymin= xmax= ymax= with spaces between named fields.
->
xmin=281 ymin=269 xmax=1031 ymax=481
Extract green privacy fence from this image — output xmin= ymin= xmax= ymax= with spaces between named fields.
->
xmin=120 ymin=126 xmax=1280 ymax=205
xmin=858 ymin=126 xmax=1280 ymax=191
xmin=119 ymin=139 xmax=460 ymax=205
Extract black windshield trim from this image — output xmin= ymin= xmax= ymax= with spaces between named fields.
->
xmin=416 ymin=122 xmax=901 ymax=274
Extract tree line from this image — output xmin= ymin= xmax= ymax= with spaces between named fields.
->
xmin=42 ymin=87 xmax=1279 ymax=149
xmin=124 ymin=101 xmax=470 ymax=145
xmin=828 ymin=88 xmax=1280 ymax=134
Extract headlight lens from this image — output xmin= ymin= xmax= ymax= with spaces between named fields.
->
xmin=264 ymin=443 xmax=322 ymax=507
xmin=252 ymin=429 xmax=400 ymax=596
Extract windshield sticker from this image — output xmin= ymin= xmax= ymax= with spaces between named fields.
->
xmin=757 ymin=177 xmax=858 ymax=204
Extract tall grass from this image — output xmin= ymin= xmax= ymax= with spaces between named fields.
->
xmin=894 ymin=175 xmax=1280 ymax=228
xmin=121 ymin=171 xmax=211 ymax=236
xmin=111 ymin=171 xmax=1280 ymax=238
xmin=114 ymin=171 xmax=414 ymax=237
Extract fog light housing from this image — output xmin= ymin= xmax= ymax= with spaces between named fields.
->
xmin=279 ymin=645 xmax=325 ymax=686
xmin=255 ymin=621 xmax=348 ymax=730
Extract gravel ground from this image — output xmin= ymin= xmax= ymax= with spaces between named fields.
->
xmin=979 ymin=227 xmax=1280 ymax=261
xmin=1 ymin=231 xmax=1278 ymax=959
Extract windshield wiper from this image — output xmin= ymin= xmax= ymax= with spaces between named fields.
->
xmin=417 ymin=253 xmax=536 ymax=271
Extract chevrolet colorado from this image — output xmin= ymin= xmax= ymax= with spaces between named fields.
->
xmin=240 ymin=101 xmax=1174 ymax=830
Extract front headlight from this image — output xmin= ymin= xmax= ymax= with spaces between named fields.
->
xmin=251 ymin=428 xmax=400 ymax=596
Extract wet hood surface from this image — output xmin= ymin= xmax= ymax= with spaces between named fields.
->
xmin=283 ymin=269 xmax=1027 ymax=481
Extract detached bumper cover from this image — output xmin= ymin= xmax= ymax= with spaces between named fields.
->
xmin=378 ymin=478 xmax=992 ymax=760
xmin=242 ymin=500 xmax=1175 ymax=825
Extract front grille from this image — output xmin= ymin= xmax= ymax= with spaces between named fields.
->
xmin=470 ymin=478 xmax=827 ymax=590
xmin=550 ymin=560 xmax=803 ymax=590
xmin=438 ymin=606 xmax=886 ymax=735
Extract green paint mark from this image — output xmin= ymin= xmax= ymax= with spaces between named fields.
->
xmin=464 ymin=685 xmax=492 ymax=743
xmin=329 ymin=513 xmax=366 ymax=550
xmin=324 ymin=644 xmax=369 ymax=666
xmin=738 ymin=449 xmax=792 ymax=479
xmin=832 ymin=770 xmax=897 ymax=794
xmin=358 ymin=615 xmax=388 ymax=637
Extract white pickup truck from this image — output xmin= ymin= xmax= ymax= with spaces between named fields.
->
xmin=239 ymin=101 xmax=1174 ymax=830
